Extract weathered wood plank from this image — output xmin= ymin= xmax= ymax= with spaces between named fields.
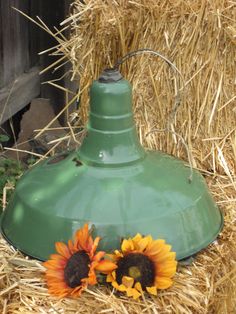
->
xmin=0 ymin=0 xmax=72 ymax=123
xmin=0 ymin=66 xmax=40 ymax=124
xmin=0 ymin=0 xmax=30 ymax=88
xmin=28 ymin=0 xmax=41 ymax=68
xmin=36 ymin=0 xmax=69 ymax=121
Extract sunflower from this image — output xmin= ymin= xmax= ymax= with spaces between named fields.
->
xmin=44 ymin=223 xmax=117 ymax=297
xmin=106 ymin=233 xmax=177 ymax=299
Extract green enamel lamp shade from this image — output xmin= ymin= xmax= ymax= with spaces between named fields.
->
xmin=0 ymin=69 xmax=223 ymax=261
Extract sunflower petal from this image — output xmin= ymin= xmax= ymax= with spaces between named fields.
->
xmin=111 ymin=281 xmax=119 ymax=289
xmin=145 ymin=240 xmax=168 ymax=255
xmin=146 ymin=286 xmax=157 ymax=295
xmin=152 ymin=251 xmax=176 ymax=263
xmin=119 ymin=284 xmax=128 ymax=292
xmin=45 ymin=278 xmax=66 ymax=286
xmin=44 ymin=259 xmax=66 ymax=270
xmin=91 ymin=237 xmax=100 ymax=256
xmin=114 ymin=250 xmax=123 ymax=259
xmin=46 ymin=280 xmax=68 ymax=290
xmin=48 ymin=288 xmax=70 ymax=297
xmin=156 ymin=261 xmax=177 ymax=277
xmin=132 ymin=233 xmax=142 ymax=244
xmin=122 ymin=276 xmax=134 ymax=288
xmin=136 ymin=235 xmax=152 ymax=251
xmin=68 ymin=239 xmax=76 ymax=254
xmin=74 ymin=223 xmax=90 ymax=250
xmin=134 ymin=282 xmax=143 ymax=292
xmin=55 ymin=242 xmax=71 ymax=259
xmin=112 ymin=281 xmax=127 ymax=292
xmin=93 ymin=251 xmax=105 ymax=262
xmin=71 ymin=286 xmax=84 ymax=297
xmin=155 ymin=276 xmax=173 ymax=289
xmin=126 ymin=287 xmax=141 ymax=299
xmin=121 ymin=239 xmax=134 ymax=253
xmin=45 ymin=269 xmax=65 ymax=280
xmin=86 ymin=233 xmax=95 ymax=252
xmin=112 ymin=270 xmax=116 ymax=280
xmin=146 ymin=240 xmax=165 ymax=251
xmin=95 ymin=260 xmax=117 ymax=274
xmin=106 ymin=273 xmax=114 ymax=283
xmin=49 ymin=254 xmax=67 ymax=263
xmin=126 ymin=287 xmax=134 ymax=297
xmin=87 ymin=271 xmax=97 ymax=285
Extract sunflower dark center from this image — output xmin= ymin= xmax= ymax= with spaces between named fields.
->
xmin=64 ymin=251 xmax=90 ymax=288
xmin=116 ymin=253 xmax=155 ymax=289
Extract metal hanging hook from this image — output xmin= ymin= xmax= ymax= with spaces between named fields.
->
xmin=114 ymin=48 xmax=183 ymax=79
xmin=114 ymin=48 xmax=193 ymax=182
xmin=114 ymin=48 xmax=185 ymax=121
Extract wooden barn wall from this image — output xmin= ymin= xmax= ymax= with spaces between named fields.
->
xmin=0 ymin=0 xmax=73 ymax=126
xmin=0 ymin=0 xmax=30 ymax=89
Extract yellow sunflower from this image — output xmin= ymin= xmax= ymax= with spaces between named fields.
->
xmin=44 ymin=223 xmax=117 ymax=297
xmin=106 ymin=233 xmax=177 ymax=299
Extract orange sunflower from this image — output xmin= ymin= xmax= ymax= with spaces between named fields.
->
xmin=106 ymin=233 xmax=177 ymax=299
xmin=44 ymin=223 xmax=117 ymax=297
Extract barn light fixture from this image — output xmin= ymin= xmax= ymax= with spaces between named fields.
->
xmin=0 ymin=67 xmax=223 ymax=261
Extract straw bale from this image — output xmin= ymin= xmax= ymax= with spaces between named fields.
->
xmin=56 ymin=0 xmax=235 ymax=176
xmin=1 ymin=0 xmax=236 ymax=313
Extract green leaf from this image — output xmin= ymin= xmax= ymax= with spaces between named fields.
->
xmin=0 ymin=134 xmax=10 ymax=142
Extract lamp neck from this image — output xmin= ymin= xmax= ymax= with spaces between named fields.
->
xmin=78 ymin=69 xmax=145 ymax=166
